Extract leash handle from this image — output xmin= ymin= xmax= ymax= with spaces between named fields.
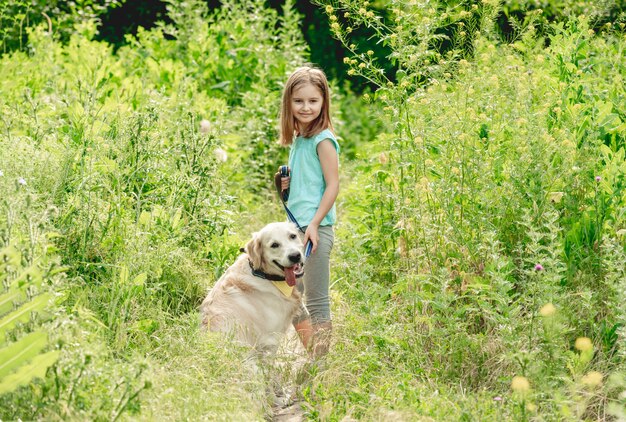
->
xmin=279 ymin=165 xmax=290 ymax=202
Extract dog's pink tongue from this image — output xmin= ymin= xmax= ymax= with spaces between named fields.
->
xmin=284 ymin=267 xmax=296 ymax=287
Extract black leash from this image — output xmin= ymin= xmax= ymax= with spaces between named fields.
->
xmin=278 ymin=165 xmax=313 ymax=258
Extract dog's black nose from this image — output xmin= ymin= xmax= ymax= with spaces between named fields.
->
xmin=288 ymin=252 xmax=302 ymax=263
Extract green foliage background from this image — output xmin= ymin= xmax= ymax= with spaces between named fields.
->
xmin=1 ymin=0 xmax=625 ymax=420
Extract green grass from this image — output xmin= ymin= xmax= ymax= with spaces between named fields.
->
xmin=1 ymin=0 xmax=625 ymax=420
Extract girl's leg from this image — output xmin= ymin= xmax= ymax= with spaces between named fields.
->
xmin=300 ymin=225 xmax=334 ymax=356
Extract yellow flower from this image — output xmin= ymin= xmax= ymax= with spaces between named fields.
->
xmin=511 ymin=376 xmax=530 ymax=392
xmin=575 ymin=337 xmax=593 ymax=352
xmin=359 ymin=62 xmax=366 ymax=69
xmin=574 ymin=337 xmax=593 ymax=352
xmin=367 ymin=50 xmax=374 ymax=56
xmin=581 ymin=371 xmax=603 ymax=387
xmin=325 ymin=5 xmax=334 ymax=13
xmin=539 ymin=303 xmax=556 ymax=317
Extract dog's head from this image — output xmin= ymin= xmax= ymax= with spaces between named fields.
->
xmin=245 ymin=222 xmax=304 ymax=286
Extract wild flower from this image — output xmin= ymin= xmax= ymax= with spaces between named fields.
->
xmin=325 ymin=5 xmax=333 ymax=13
xmin=581 ymin=371 xmax=603 ymax=387
xmin=575 ymin=337 xmax=593 ymax=352
xmin=595 ymin=176 xmax=601 ymax=182
xmin=539 ymin=303 xmax=556 ymax=317
xmin=0 ymin=169 xmax=3 ymax=176
xmin=511 ymin=376 xmax=530 ymax=392
xmin=214 ymin=148 xmax=228 ymax=163
xmin=200 ymin=119 xmax=211 ymax=133
xmin=17 ymin=177 xmax=27 ymax=186
xmin=534 ymin=264 xmax=544 ymax=271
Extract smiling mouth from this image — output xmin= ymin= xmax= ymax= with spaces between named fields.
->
xmin=273 ymin=260 xmax=304 ymax=286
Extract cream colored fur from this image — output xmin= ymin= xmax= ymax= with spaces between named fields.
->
xmin=200 ymin=222 xmax=305 ymax=353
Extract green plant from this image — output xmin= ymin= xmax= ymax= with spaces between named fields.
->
xmin=0 ymin=176 xmax=64 ymax=398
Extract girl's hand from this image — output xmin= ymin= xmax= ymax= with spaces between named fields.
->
xmin=276 ymin=167 xmax=290 ymax=192
xmin=281 ymin=175 xmax=290 ymax=192
xmin=303 ymin=224 xmax=319 ymax=254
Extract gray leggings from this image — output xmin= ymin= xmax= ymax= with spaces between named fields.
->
xmin=295 ymin=225 xmax=334 ymax=324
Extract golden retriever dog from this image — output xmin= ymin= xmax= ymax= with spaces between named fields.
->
xmin=200 ymin=222 xmax=306 ymax=353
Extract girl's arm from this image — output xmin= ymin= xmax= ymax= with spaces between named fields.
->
xmin=304 ymin=139 xmax=339 ymax=252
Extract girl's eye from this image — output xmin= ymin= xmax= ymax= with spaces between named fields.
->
xmin=271 ymin=242 xmax=280 ymax=248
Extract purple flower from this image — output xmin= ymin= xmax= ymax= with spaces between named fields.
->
xmin=17 ymin=177 xmax=26 ymax=186
xmin=595 ymin=176 xmax=601 ymax=182
xmin=535 ymin=264 xmax=544 ymax=271
xmin=493 ymin=396 xmax=503 ymax=401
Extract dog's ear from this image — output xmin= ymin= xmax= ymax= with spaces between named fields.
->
xmin=245 ymin=232 xmax=263 ymax=269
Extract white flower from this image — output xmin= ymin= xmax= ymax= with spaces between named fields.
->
xmin=17 ymin=177 xmax=27 ymax=186
xmin=200 ymin=119 xmax=211 ymax=134
xmin=214 ymin=148 xmax=228 ymax=163
xmin=0 ymin=170 xmax=4 ymax=176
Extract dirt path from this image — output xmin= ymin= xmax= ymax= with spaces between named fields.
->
xmin=269 ymin=328 xmax=309 ymax=422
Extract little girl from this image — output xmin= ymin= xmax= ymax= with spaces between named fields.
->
xmin=277 ymin=66 xmax=339 ymax=357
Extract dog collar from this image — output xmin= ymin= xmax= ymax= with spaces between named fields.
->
xmin=249 ymin=260 xmax=288 ymax=281
xmin=248 ymin=260 xmax=304 ymax=282
xmin=249 ymin=261 xmax=299 ymax=297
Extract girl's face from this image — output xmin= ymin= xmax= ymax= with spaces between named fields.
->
xmin=291 ymin=83 xmax=323 ymax=130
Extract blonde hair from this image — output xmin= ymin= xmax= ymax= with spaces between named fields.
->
xmin=279 ymin=66 xmax=334 ymax=146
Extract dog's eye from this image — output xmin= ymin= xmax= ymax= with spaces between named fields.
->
xmin=271 ymin=242 xmax=280 ymax=248
xmin=290 ymin=234 xmax=297 ymax=240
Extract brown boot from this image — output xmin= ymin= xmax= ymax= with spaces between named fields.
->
xmin=311 ymin=321 xmax=332 ymax=358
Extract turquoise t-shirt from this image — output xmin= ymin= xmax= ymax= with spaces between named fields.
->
xmin=288 ymin=129 xmax=340 ymax=227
